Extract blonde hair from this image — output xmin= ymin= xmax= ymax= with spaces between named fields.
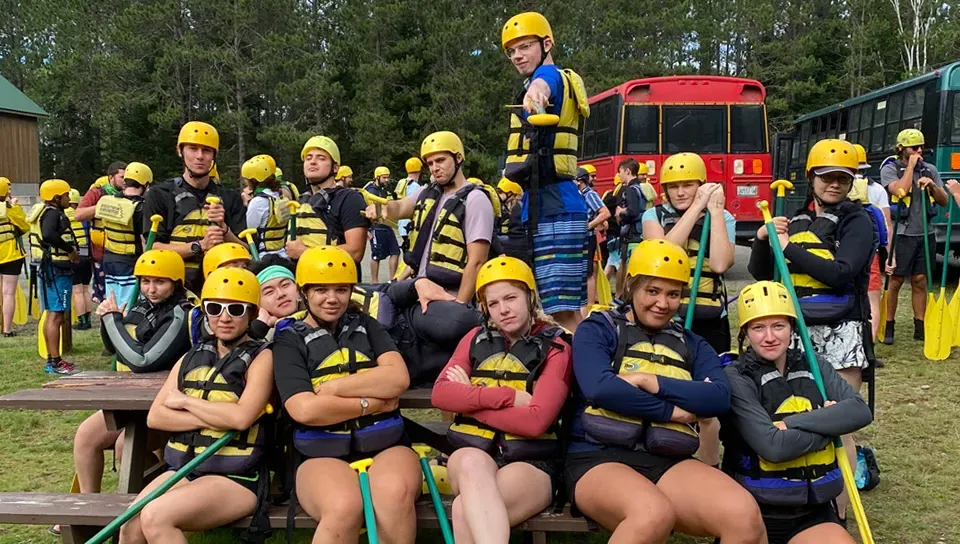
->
xmin=481 ymin=281 xmax=554 ymax=331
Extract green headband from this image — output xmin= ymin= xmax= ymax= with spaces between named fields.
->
xmin=256 ymin=265 xmax=295 ymax=286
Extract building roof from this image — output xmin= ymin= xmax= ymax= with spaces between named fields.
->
xmin=0 ymin=74 xmax=48 ymax=118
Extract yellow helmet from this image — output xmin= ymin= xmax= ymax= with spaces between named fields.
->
xmin=582 ymin=164 xmax=597 ymax=175
xmin=202 ymin=267 xmax=260 ymax=306
xmin=203 ymin=242 xmax=252 ymax=279
xmin=475 ymin=256 xmax=536 ymax=303
xmin=275 ymin=166 xmax=284 ymax=179
xmin=93 ymin=175 xmax=109 ymax=188
xmin=502 ymin=12 xmax=553 ymax=49
xmin=626 ymin=239 xmax=690 ymax=284
xmin=296 ymin=246 xmax=358 ymax=286
xmin=374 ymin=166 xmax=391 ymax=179
xmin=135 ymin=249 xmax=186 ymax=284
xmin=69 ymin=189 xmax=81 ymax=204
xmin=124 ymin=162 xmax=153 ymax=186
xmin=660 ymin=153 xmax=706 ymax=185
xmin=209 ymin=164 xmax=220 ymax=180
xmin=241 ymin=156 xmax=275 ymax=183
xmin=852 ymin=144 xmax=869 ymax=169
xmin=805 ymin=139 xmax=858 ymax=177
xmin=40 ymin=179 xmax=71 ymax=201
xmin=497 ymin=177 xmax=522 ymax=195
xmin=336 ymin=165 xmax=353 ymax=180
xmin=896 ymin=128 xmax=924 ymax=148
xmin=301 ymin=135 xmax=341 ymax=164
xmin=405 ymin=157 xmax=423 ymax=174
xmin=0 ymin=177 xmax=10 ymax=198
xmin=737 ymin=281 xmax=797 ymax=329
xmin=178 ymin=121 xmax=219 ymax=151
xmin=251 ymin=154 xmax=277 ymax=173
xmin=421 ymin=131 xmax=465 ymax=161
xmin=637 ymin=162 xmax=650 ymax=176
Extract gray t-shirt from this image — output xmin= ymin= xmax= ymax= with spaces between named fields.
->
xmin=879 ymin=159 xmax=942 ymax=236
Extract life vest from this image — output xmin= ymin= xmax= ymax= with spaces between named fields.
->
xmin=404 ymin=182 xmax=480 ymax=289
xmin=505 ymin=68 xmax=589 ymax=181
xmin=288 ymin=312 xmax=406 ymax=458
xmin=881 ymin=158 xmax=938 ymax=222
xmin=786 ymin=201 xmax=860 ymax=325
xmin=64 ymin=207 xmax=89 ymax=257
xmin=351 ymin=285 xmax=393 ymax=324
xmin=724 ymin=349 xmax=843 ymax=506
xmin=657 ymin=206 xmax=726 ymax=320
xmin=295 ymin=189 xmax=339 ymax=248
xmin=95 ymin=194 xmax=139 ymax=256
xmin=251 ymin=191 xmax=291 ymax=253
xmin=169 ymin=178 xmax=213 ymax=267
xmin=27 ymin=203 xmax=45 ymax=262
xmin=164 ymin=340 xmax=268 ymax=474
xmin=0 ymin=203 xmax=21 ymax=246
xmin=282 ymin=181 xmax=301 ymax=201
xmin=32 ymin=205 xmax=77 ymax=264
xmin=394 ymin=177 xmax=413 ymax=199
xmin=447 ymin=324 xmax=567 ymax=462
xmin=115 ymin=297 xmax=192 ymax=372
xmin=581 ymin=311 xmax=699 ymax=456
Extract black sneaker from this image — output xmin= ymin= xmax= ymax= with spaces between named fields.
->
xmin=2 ymin=332 xmax=14 ymax=338
xmin=882 ymin=321 xmax=894 ymax=345
xmin=914 ymin=318 xmax=924 ymax=341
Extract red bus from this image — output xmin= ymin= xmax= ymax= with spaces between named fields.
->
xmin=579 ymin=76 xmax=772 ymax=242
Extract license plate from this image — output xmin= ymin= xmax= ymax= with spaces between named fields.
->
xmin=737 ymin=185 xmax=758 ymax=197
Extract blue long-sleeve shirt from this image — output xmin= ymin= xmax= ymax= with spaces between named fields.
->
xmin=568 ymin=311 xmax=731 ymax=453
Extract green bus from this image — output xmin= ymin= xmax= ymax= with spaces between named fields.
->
xmin=773 ymin=60 xmax=960 ymax=246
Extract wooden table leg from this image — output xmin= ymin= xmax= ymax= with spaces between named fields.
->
xmin=62 ymin=525 xmax=99 ymax=544
xmin=104 ymin=410 xmax=149 ymax=493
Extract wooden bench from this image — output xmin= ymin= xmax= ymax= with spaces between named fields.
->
xmin=0 ymin=492 xmax=594 ymax=543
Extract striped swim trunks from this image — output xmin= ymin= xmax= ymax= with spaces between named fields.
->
xmin=532 ymin=212 xmax=588 ymax=314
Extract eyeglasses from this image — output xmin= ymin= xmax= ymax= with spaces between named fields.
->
xmin=505 ymin=40 xmax=540 ymax=58
xmin=203 ymin=301 xmax=252 ymax=318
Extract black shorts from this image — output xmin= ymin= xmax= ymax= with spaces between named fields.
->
xmin=0 ymin=258 xmax=23 ymax=277
xmin=72 ymin=258 xmax=92 ymax=285
xmin=563 ymin=448 xmax=687 ymax=508
xmin=493 ymin=452 xmax=559 ymax=489
xmin=371 ymin=228 xmax=400 ymax=261
xmin=761 ymin=502 xmax=842 ymax=544
xmin=585 ymin=233 xmax=598 ymax=276
xmin=691 ymin=315 xmax=732 ymax=354
xmin=181 ymin=468 xmax=262 ymax=496
xmin=893 ymin=233 xmax=936 ymax=277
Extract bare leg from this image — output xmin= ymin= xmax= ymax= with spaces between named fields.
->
xmin=296 ymin=457 xmax=364 ymax=544
xmin=910 ymin=273 xmax=926 ymax=319
xmin=73 ymin=284 xmax=88 ymax=317
xmin=118 ymin=471 xmax=186 ymax=544
xmin=138 ymin=475 xmax=257 ymax=543
xmin=697 ymin=418 xmax=721 ymax=466
xmin=45 ymin=311 xmax=63 ymax=358
xmin=886 ymin=275 xmax=905 ymax=317
xmin=867 ymin=289 xmax=881 ymax=340
xmin=370 ymin=259 xmax=380 ymax=284
xmin=787 ymin=519 xmax=855 ymax=544
xmin=367 ymin=446 xmax=421 ymax=544
xmin=447 ymin=448 xmax=510 ymax=544
xmin=834 ymin=367 xmax=863 ymax=520
xmin=73 ymin=411 xmax=123 ymax=493
xmin=1 ymin=274 xmax=17 ymax=333
xmin=388 ymin=254 xmax=399 ymax=279
xmin=573 ymin=462 xmax=675 ymax=543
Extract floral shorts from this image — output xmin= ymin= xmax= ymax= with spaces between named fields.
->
xmin=804 ymin=320 xmax=869 ymax=370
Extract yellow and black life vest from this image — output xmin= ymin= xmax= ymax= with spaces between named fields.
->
xmin=351 ymin=285 xmax=392 ymax=324
xmin=657 ymin=206 xmax=726 ymax=320
xmin=404 ymin=182 xmax=480 ymax=289
xmin=295 ymin=189 xmax=340 ymax=248
xmin=164 ymin=340 xmax=268 ymax=474
xmin=394 ymin=177 xmax=413 ymax=199
xmin=286 ymin=312 xmax=406 ymax=458
xmin=447 ymin=324 xmax=568 ymax=462
xmin=0 ymin=203 xmax=23 ymax=246
xmin=251 ymin=190 xmax=291 ymax=253
xmin=169 ymin=178 xmax=213 ymax=266
xmin=505 ymin=68 xmax=590 ymax=181
xmin=94 ymin=195 xmax=139 ymax=256
xmin=64 ymin=207 xmax=89 ymax=257
xmin=31 ymin=205 xmax=77 ymax=264
xmin=27 ymin=203 xmax=45 ymax=262
xmin=581 ymin=311 xmax=699 ymax=456
xmin=786 ymin=201 xmax=860 ymax=325
xmin=724 ymin=349 xmax=843 ymax=506
xmin=281 ymin=181 xmax=301 ymax=201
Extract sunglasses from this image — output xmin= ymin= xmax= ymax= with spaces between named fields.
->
xmin=203 ymin=301 xmax=252 ymax=318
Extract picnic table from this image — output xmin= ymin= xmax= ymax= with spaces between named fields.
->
xmin=0 ymin=371 xmax=440 ymax=494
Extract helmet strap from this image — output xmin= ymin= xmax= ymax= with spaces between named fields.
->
xmin=535 ymin=38 xmax=547 ymax=70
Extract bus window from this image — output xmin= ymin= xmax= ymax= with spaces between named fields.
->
xmin=903 ymin=86 xmax=925 ymax=120
xmin=859 ymin=101 xmax=873 ymax=131
xmin=663 ymin=106 xmax=726 ymax=154
xmin=871 ymin=101 xmax=887 ymax=153
xmin=622 ymin=105 xmax=659 ymax=154
xmin=951 ymin=92 xmax=960 ymax=144
xmin=731 ymin=105 xmax=766 ymax=153
xmin=848 ymin=105 xmax=861 ymax=135
xmin=887 ymin=92 xmax=903 ymax=124
xmin=582 ymin=95 xmax=619 ymax=158
xmin=799 ymin=120 xmax=811 ymax=159
xmin=827 ymin=112 xmax=839 ymax=138
xmin=838 ymin=109 xmax=849 ymax=136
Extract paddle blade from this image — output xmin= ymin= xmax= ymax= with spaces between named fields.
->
xmin=949 ymin=289 xmax=960 ymax=347
xmin=38 ymin=312 xmax=48 ymax=358
xmin=597 ymin=251 xmax=613 ymax=308
xmin=923 ymin=290 xmax=951 ymax=361
xmin=876 ymin=289 xmax=889 ymax=341
xmin=70 ymin=297 xmax=78 ymax=325
xmin=13 ymin=285 xmax=27 ymax=325
xmin=30 ymin=292 xmax=40 ymax=320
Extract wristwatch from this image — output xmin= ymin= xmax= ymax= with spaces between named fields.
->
xmin=360 ymin=396 xmax=369 ymax=416
xmin=190 ymin=241 xmax=202 ymax=256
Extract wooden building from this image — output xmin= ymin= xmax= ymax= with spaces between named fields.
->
xmin=0 ymin=75 xmax=47 ymax=186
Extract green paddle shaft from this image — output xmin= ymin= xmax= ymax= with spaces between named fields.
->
xmin=358 ymin=471 xmax=379 ymax=543
xmin=684 ymin=212 xmax=711 ymax=330
xmin=418 ymin=457 xmax=454 ymax=544
xmin=85 ymin=431 xmax=238 ymax=544
xmin=920 ymin=187 xmax=933 ymax=292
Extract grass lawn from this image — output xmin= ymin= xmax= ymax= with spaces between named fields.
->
xmin=0 ymin=298 xmax=958 ymax=543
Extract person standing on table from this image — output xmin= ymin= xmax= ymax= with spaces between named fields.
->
xmin=76 ymin=162 xmax=126 ymax=304
xmin=365 ymin=166 xmax=401 ymax=282
xmin=748 ymin=138 xmax=874 ymax=524
xmin=0 ymin=177 xmax=29 ymax=337
xmin=575 ymin=167 xmax=610 ymax=312
xmin=722 ymin=281 xmax=872 ymax=544
xmin=242 ymin=155 xmax=291 ymax=259
xmin=37 ymin=179 xmax=79 ymax=375
xmin=364 ymin=131 xmax=493 ymax=306
xmin=565 ymin=239 xmax=764 ymax=543
xmin=143 ymin=121 xmax=246 ymax=294
xmin=501 ymin=11 xmax=590 ymax=333
xmin=272 ymin=246 xmax=421 ymax=543
xmin=878 ymin=128 xmax=949 ymax=344
xmin=432 ymin=256 xmax=573 ymax=543
xmin=285 ymin=136 xmax=369 ymax=277
xmin=119 ymin=267 xmax=274 ymax=544
xmin=96 ymin=162 xmax=151 ymax=310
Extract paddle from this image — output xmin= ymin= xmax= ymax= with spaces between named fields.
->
xmin=684 ymin=212 xmax=711 ymax=330
xmin=349 ymin=458 xmax=379 ymax=544
xmin=877 ymin=188 xmax=906 ymax=342
xmin=920 ymin=187 xmax=935 ymax=347
xmin=770 ymin=180 xmax=793 ymax=282
xmin=413 ymin=446 xmax=454 ymax=544
xmin=238 ymin=228 xmax=260 ymax=261
xmin=285 ymin=200 xmax=300 ymax=242
xmin=924 ymin=198 xmax=954 ymax=360
xmin=758 ymin=200 xmax=875 ymax=544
